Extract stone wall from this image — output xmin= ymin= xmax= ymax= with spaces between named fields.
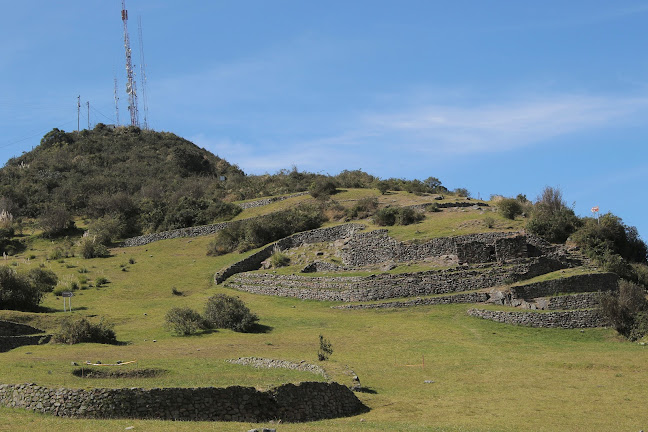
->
xmin=340 ymin=230 xmax=558 ymax=267
xmin=536 ymin=292 xmax=602 ymax=311
xmin=122 ymin=221 xmax=236 ymax=247
xmin=225 ymin=258 xmax=566 ymax=302
xmin=227 ymin=357 xmax=328 ymax=378
xmin=333 ymin=292 xmax=490 ymax=309
xmin=237 ymin=193 xmax=308 ymax=210
xmin=467 ymin=308 xmax=605 ymax=328
xmin=510 ymin=273 xmax=618 ymax=299
xmin=407 ymin=202 xmax=490 ymax=211
xmin=0 ymin=381 xmax=367 ymax=423
xmin=214 ymin=224 xmax=365 ymax=284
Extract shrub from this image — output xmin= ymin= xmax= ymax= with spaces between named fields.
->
xmin=373 ymin=207 xmax=424 ymax=226
xmin=0 ymin=266 xmax=43 ymax=311
xmin=318 ymin=334 xmax=333 ymax=361
xmin=376 ymin=181 xmax=390 ymax=195
xmin=164 ymin=307 xmax=205 ymax=336
xmin=309 ymin=178 xmax=338 ymax=200
xmin=270 ymin=249 xmax=290 ymax=268
xmin=599 ymin=280 xmax=648 ymax=340
xmin=454 ymin=188 xmax=469 ymax=198
xmin=204 ymin=294 xmax=259 ymax=332
xmin=207 ymin=205 xmax=324 ymax=256
xmin=425 ymin=203 xmax=440 ymax=213
xmin=53 ymin=317 xmax=117 ymax=344
xmin=39 ymin=206 xmax=74 ymax=237
xmin=347 ymin=197 xmax=378 ymax=219
xmin=483 ymin=216 xmax=495 ymax=229
xmin=95 ymin=276 xmax=108 ymax=287
xmin=25 ymin=268 xmax=58 ymax=292
xmin=498 ymin=198 xmax=523 ymax=220
xmin=78 ymin=236 xmax=110 ymax=259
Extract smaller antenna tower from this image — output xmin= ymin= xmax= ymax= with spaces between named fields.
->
xmin=121 ymin=0 xmax=139 ymax=127
xmin=114 ymin=77 xmax=120 ymax=126
xmin=77 ymin=95 xmax=81 ymax=132
xmin=138 ymin=16 xmax=150 ymax=130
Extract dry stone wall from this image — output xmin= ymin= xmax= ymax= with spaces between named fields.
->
xmin=536 ymin=292 xmax=602 ymax=311
xmin=333 ymin=292 xmax=490 ymax=309
xmin=467 ymin=308 xmax=605 ymax=328
xmin=237 ymin=192 xmax=308 ymax=209
xmin=0 ymin=381 xmax=367 ymax=423
xmin=225 ymin=258 xmax=566 ymax=302
xmin=215 ymin=224 xmax=365 ymax=284
xmin=340 ymin=231 xmax=557 ymax=267
xmin=510 ymin=273 xmax=617 ymax=299
xmin=122 ymin=221 xmax=236 ymax=247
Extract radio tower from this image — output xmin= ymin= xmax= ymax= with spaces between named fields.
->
xmin=121 ymin=0 xmax=139 ymax=127
xmin=113 ymin=77 xmax=120 ymax=126
xmin=138 ymin=16 xmax=150 ymax=130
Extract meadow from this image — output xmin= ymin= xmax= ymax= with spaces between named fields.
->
xmin=0 ymin=194 xmax=646 ymax=431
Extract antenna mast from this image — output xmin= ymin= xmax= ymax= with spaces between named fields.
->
xmin=114 ymin=77 xmax=120 ymax=126
xmin=121 ymin=0 xmax=139 ymax=127
xmin=138 ymin=16 xmax=149 ymax=130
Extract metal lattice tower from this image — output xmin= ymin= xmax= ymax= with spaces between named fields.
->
xmin=121 ymin=0 xmax=139 ymax=127
xmin=138 ymin=16 xmax=149 ymax=130
xmin=113 ymin=77 xmax=120 ymax=126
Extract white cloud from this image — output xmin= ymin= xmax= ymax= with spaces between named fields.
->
xmin=362 ymin=95 xmax=648 ymax=155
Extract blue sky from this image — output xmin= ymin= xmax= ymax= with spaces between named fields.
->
xmin=1 ymin=1 xmax=647 ymax=238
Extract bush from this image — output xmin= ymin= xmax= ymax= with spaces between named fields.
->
xmin=78 ymin=236 xmax=110 ymax=259
xmin=95 ymin=276 xmax=108 ymax=287
xmin=498 ymin=198 xmax=523 ymax=220
xmin=204 ymin=294 xmax=259 ymax=332
xmin=207 ymin=205 xmax=324 ymax=256
xmin=164 ymin=307 xmax=205 ymax=336
xmin=347 ymin=197 xmax=378 ymax=219
xmin=309 ymin=178 xmax=338 ymax=200
xmin=599 ymin=280 xmax=648 ymax=340
xmin=53 ymin=317 xmax=117 ymax=344
xmin=373 ymin=207 xmax=424 ymax=226
xmin=0 ymin=266 xmax=43 ymax=311
xmin=376 ymin=181 xmax=390 ymax=195
xmin=25 ymin=268 xmax=58 ymax=292
xmin=318 ymin=334 xmax=333 ymax=361
xmin=483 ymin=216 xmax=495 ymax=229
xmin=425 ymin=203 xmax=440 ymax=213
xmin=270 ymin=249 xmax=290 ymax=268
xmin=454 ymin=188 xmax=469 ymax=198
xmin=39 ymin=206 xmax=74 ymax=237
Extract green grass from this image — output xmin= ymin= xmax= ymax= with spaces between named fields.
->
xmin=1 ymin=219 xmax=647 ymax=431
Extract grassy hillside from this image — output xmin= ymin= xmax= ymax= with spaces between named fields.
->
xmin=0 ymin=226 xmax=647 ymax=432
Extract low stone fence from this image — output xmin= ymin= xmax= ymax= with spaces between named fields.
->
xmin=467 ymin=308 xmax=605 ymax=328
xmin=237 ymin=192 xmax=308 ymax=209
xmin=510 ymin=273 xmax=618 ymax=299
xmin=122 ymin=221 xmax=236 ymax=247
xmin=407 ymin=201 xmax=490 ymax=211
xmin=333 ymin=292 xmax=490 ymax=309
xmin=227 ymin=357 xmax=328 ymax=378
xmin=214 ymin=224 xmax=365 ymax=284
xmin=0 ymin=381 xmax=367 ymax=423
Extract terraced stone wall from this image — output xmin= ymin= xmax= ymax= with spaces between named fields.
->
xmin=510 ymin=273 xmax=618 ymax=299
xmin=237 ymin=192 xmax=308 ymax=209
xmin=122 ymin=221 xmax=236 ymax=247
xmin=340 ymin=231 xmax=553 ymax=267
xmin=215 ymin=224 xmax=365 ymax=284
xmin=467 ymin=308 xmax=605 ymax=328
xmin=0 ymin=381 xmax=367 ymax=423
xmin=225 ymin=258 xmax=566 ymax=302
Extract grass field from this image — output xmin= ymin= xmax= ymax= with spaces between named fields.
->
xmin=1 ymin=201 xmax=647 ymax=431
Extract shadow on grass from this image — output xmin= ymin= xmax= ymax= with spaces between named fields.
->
xmin=354 ymin=386 xmax=378 ymax=394
xmin=246 ymin=323 xmax=273 ymax=334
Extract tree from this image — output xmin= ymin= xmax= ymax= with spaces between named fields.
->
xmin=318 ymin=334 xmax=333 ymax=361
xmin=424 ymin=177 xmax=442 ymax=191
xmin=498 ymin=198 xmax=523 ymax=220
